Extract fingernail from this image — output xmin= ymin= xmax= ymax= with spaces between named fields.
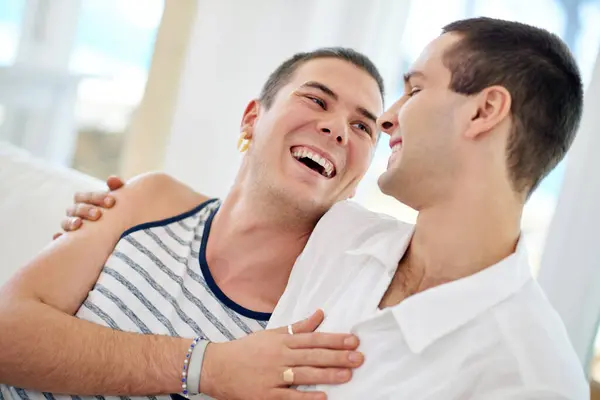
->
xmin=72 ymin=217 xmax=81 ymax=227
xmin=337 ymin=370 xmax=350 ymax=380
xmin=89 ymin=208 xmax=98 ymax=218
xmin=344 ymin=336 xmax=357 ymax=347
xmin=104 ymin=196 xmax=114 ymax=206
xmin=349 ymin=352 xmax=362 ymax=363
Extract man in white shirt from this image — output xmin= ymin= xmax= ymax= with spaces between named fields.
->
xmin=56 ymin=17 xmax=587 ymax=399
xmin=269 ymin=17 xmax=588 ymax=399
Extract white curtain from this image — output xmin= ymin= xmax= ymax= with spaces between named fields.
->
xmin=537 ymin=47 xmax=600 ymax=371
xmin=0 ymin=0 xmax=82 ymax=166
xmin=164 ymin=0 xmax=411 ymax=196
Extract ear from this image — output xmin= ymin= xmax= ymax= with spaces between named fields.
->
xmin=465 ymin=85 xmax=512 ymax=140
xmin=240 ymin=99 xmax=260 ymax=138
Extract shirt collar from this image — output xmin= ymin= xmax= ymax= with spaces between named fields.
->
xmin=392 ymin=237 xmax=532 ymax=354
xmin=344 ymin=219 xmax=414 ymax=274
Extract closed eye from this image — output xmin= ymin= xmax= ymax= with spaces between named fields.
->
xmin=307 ymin=96 xmax=327 ymax=109
xmin=407 ymin=87 xmax=421 ymax=97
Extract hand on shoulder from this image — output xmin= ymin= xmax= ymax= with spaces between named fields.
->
xmin=54 ymin=172 xmax=211 ymax=238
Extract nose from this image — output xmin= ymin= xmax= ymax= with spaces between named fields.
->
xmin=318 ymin=121 xmax=348 ymax=145
xmin=377 ymin=107 xmax=399 ymax=136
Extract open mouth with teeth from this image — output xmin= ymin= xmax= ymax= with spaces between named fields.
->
xmin=291 ymin=146 xmax=336 ymax=179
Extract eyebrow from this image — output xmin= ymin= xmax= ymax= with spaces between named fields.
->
xmin=301 ymin=81 xmax=338 ymax=100
xmin=357 ymin=107 xmax=377 ymax=124
xmin=403 ymin=70 xmax=426 ymax=84
xmin=300 ymin=81 xmax=377 ymax=124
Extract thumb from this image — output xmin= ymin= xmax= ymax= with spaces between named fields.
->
xmin=290 ymin=309 xmax=325 ymax=334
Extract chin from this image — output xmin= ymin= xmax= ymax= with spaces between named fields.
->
xmin=377 ymin=169 xmax=412 ymax=204
xmin=377 ymin=169 xmax=396 ymax=196
xmin=278 ymin=185 xmax=330 ymax=215
xmin=379 ymin=176 xmax=425 ymax=212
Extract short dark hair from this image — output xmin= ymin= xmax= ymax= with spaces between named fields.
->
xmin=259 ymin=47 xmax=385 ymax=109
xmin=442 ymin=17 xmax=583 ymax=196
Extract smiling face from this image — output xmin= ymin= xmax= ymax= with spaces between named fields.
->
xmin=376 ymin=33 xmax=473 ymax=210
xmin=241 ymin=57 xmax=383 ymax=217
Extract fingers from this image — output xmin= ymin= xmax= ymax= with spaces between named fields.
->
xmin=285 ymin=366 xmax=351 ymax=386
xmin=289 ymin=310 xmax=325 ymax=334
xmin=73 ymin=191 xmax=115 ymax=208
xmin=286 ymin=332 xmax=359 ymax=350
xmin=270 ymin=388 xmax=326 ymax=400
xmin=288 ymin=348 xmax=363 ymax=369
xmin=106 ymin=175 xmax=125 ymax=191
xmin=61 ymin=217 xmax=82 ymax=232
xmin=71 ymin=176 xmax=123 ymax=208
xmin=66 ymin=203 xmax=101 ymax=221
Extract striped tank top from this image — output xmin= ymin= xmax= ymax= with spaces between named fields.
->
xmin=2 ymin=198 xmax=269 ymax=400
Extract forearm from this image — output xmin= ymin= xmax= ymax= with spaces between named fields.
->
xmin=0 ymin=299 xmax=190 ymax=396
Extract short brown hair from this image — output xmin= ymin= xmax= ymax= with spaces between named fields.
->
xmin=442 ymin=17 xmax=583 ymax=196
xmin=259 ymin=47 xmax=385 ymax=109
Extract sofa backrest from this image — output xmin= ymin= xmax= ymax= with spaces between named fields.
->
xmin=0 ymin=141 xmax=103 ymax=285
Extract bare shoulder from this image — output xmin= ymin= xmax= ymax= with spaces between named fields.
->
xmin=124 ymin=172 xmax=209 ymax=203
xmin=111 ymin=172 xmax=212 ymax=227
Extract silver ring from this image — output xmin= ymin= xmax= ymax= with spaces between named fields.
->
xmin=287 ymin=324 xmax=294 ymax=335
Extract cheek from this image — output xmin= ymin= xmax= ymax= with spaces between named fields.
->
xmin=251 ymin=121 xmax=277 ymax=152
xmin=346 ymin=140 xmax=373 ymax=179
xmin=398 ymin=95 xmax=448 ymax=140
xmin=254 ymin=119 xmax=287 ymax=150
xmin=397 ymin=98 xmax=418 ymax=134
xmin=256 ymin=103 xmax=306 ymax=137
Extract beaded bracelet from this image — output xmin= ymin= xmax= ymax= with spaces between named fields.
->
xmin=181 ymin=336 xmax=200 ymax=396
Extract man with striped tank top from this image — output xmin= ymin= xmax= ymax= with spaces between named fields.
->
xmin=0 ymin=48 xmax=385 ymax=400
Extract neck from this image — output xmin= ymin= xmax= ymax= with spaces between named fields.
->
xmin=396 ymin=180 xmax=523 ymax=299
xmin=206 ymin=185 xmax=318 ymax=309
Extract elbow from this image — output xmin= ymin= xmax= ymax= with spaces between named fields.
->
xmin=0 ymin=290 xmax=43 ymax=369
xmin=0 ymin=285 xmax=39 ymax=336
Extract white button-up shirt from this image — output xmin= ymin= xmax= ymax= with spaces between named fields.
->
xmin=268 ymin=201 xmax=588 ymax=399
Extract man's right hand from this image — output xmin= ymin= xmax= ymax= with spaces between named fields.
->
xmin=53 ymin=175 xmax=125 ymax=239
xmin=201 ymin=310 xmax=363 ymax=400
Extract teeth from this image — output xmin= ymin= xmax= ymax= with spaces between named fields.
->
xmin=391 ymin=143 xmax=402 ymax=153
xmin=291 ymin=147 xmax=335 ymax=178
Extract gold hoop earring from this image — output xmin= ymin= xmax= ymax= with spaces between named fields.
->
xmin=237 ymin=131 xmax=251 ymax=152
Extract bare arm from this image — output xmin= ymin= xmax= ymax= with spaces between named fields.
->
xmin=0 ymin=173 xmax=191 ymax=395
xmin=40 ymin=174 xmax=365 ymax=399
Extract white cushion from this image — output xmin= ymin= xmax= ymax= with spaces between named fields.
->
xmin=0 ymin=141 xmax=104 ymax=285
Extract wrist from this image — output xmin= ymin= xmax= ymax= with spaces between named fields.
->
xmin=199 ymin=342 xmax=226 ymax=398
xmin=169 ymin=337 xmax=195 ymax=394
xmin=185 ymin=339 xmax=209 ymax=395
